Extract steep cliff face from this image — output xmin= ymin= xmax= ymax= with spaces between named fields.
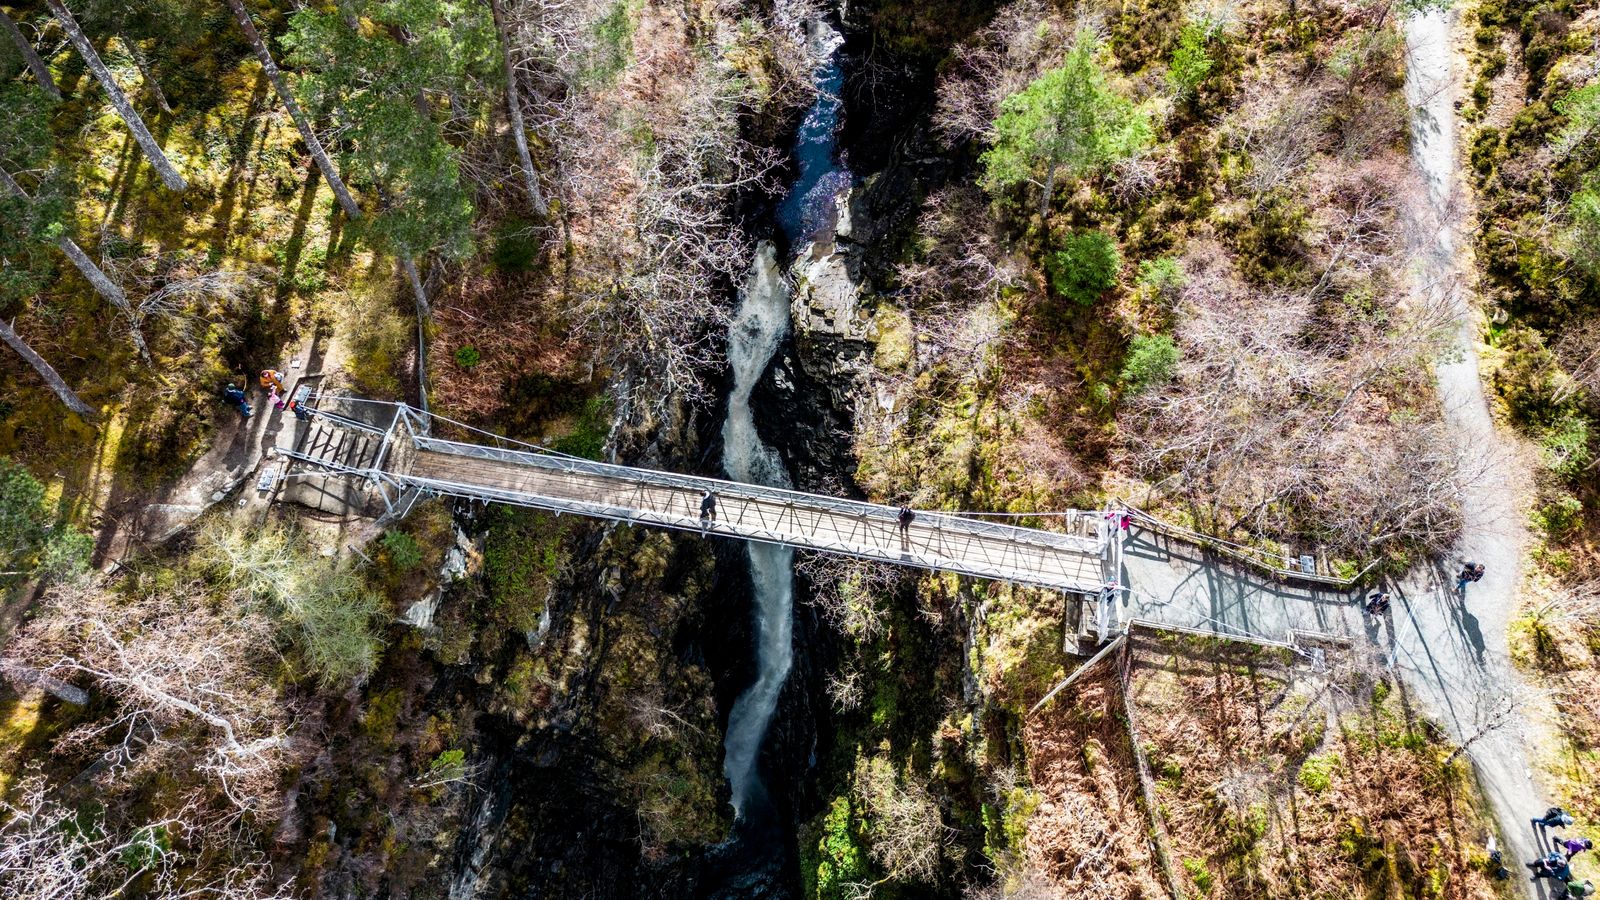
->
xmin=449 ymin=512 xmax=745 ymax=898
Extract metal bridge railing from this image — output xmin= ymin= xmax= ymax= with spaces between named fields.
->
xmin=392 ymin=467 xmax=1108 ymax=594
xmin=413 ymin=435 xmax=1102 ymax=557
xmin=281 ymin=396 xmax=1110 ymax=592
xmin=302 ymin=396 xmax=1105 ymax=549
xmin=1120 ymin=504 xmax=1379 ymax=588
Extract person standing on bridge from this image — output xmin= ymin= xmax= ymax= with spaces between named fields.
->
xmin=700 ymin=490 xmax=717 ymax=531
xmin=1364 ymin=591 xmax=1391 ymax=617
xmin=898 ymin=506 xmax=914 ymax=553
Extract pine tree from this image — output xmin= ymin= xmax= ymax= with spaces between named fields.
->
xmin=980 ymin=30 xmax=1150 ymax=217
xmin=223 ymin=0 xmax=362 ymax=220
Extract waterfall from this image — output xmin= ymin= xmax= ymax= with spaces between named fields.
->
xmin=719 ymin=18 xmax=847 ymax=821
xmin=720 ymin=244 xmax=795 ymax=819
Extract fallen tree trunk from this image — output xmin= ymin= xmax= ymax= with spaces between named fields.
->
xmin=1120 ymin=635 xmax=1185 ymax=900
xmin=0 ymin=658 xmax=89 ymax=705
xmin=0 ymin=316 xmax=97 ymax=420
xmin=0 ymin=9 xmax=61 ymax=99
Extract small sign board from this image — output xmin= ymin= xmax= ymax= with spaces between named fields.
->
xmin=1299 ymin=554 xmax=1316 ymax=574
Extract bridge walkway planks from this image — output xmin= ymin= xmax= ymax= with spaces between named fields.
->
xmin=402 ymin=445 xmax=1107 ymax=593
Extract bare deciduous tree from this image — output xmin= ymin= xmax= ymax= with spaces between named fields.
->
xmin=15 ymin=578 xmax=294 ymax=813
xmin=98 ymin=248 xmax=255 ymax=354
xmin=566 ymin=63 xmax=778 ymax=413
xmin=1229 ymin=81 xmax=1328 ymax=197
xmin=796 ymin=551 xmax=905 ymax=640
xmin=848 ymin=755 xmax=954 ymax=897
xmin=1122 ymin=223 xmax=1465 ymax=558
xmin=1551 ymin=317 xmax=1600 ymax=405
xmin=932 ymin=2 xmax=1067 ymax=147
xmin=0 ymin=775 xmax=291 ymax=899
xmin=625 ymin=694 xmax=702 ymax=741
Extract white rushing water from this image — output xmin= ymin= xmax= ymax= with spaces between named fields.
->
xmin=718 ymin=16 xmax=848 ymax=823
xmin=719 ymin=244 xmax=796 ymax=818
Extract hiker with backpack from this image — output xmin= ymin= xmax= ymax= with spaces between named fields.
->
xmin=1562 ymin=879 xmax=1597 ymax=898
xmin=699 ymin=490 xmax=717 ymax=532
xmin=1536 ymin=808 xmax=1577 ymax=829
xmin=1558 ymin=836 xmax=1595 ymax=859
xmin=223 ymin=383 xmax=251 ymax=419
xmin=1531 ymin=850 xmax=1574 ymax=882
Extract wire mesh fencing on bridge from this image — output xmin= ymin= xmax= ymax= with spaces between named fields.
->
xmin=282 ymin=397 xmax=1116 ymax=595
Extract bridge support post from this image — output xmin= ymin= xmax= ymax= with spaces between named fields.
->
xmin=1096 ymin=585 xmax=1121 ymax=645
xmin=375 ymin=484 xmax=426 ymax=527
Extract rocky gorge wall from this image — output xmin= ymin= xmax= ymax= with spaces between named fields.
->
xmin=322 ymin=6 xmax=990 ymax=898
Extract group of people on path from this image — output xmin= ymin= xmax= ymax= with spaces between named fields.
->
xmin=221 ymin=368 xmax=309 ymax=422
xmin=1528 ymin=808 xmax=1595 ymax=897
xmin=1360 ymin=560 xmax=1489 ymax=620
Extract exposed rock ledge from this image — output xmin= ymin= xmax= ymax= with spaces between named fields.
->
xmin=788 ymin=187 xmax=874 ymax=412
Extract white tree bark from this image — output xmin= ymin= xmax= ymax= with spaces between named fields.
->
xmin=0 ymin=316 xmax=97 ymax=419
xmin=400 ymin=255 xmax=430 ymax=415
xmin=0 ymin=657 xmax=88 ymax=704
xmin=45 ymin=0 xmax=187 ymax=191
xmin=223 ymin=0 xmax=363 ymax=220
xmin=0 ymin=166 xmax=151 ymax=360
xmin=490 ymin=0 xmax=548 ymax=217
xmin=1 ymin=8 xmax=61 ymax=99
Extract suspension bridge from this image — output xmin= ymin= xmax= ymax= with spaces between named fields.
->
xmin=275 ymin=397 xmax=1120 ymax=596
xmin=270 ymin=396 xmax=1371 ymax=651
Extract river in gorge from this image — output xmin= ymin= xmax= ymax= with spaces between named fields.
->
xmin=715 ymin=9 xmax=849 ymax=873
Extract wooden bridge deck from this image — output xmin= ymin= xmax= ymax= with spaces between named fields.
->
xmin=400 ymin=442 xmax=1109 ymax=593
xmin=280 ymin=402 xmax=1112 ymax=595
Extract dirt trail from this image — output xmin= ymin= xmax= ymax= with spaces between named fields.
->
xmin=1392 ymin=7 xmax=1546 ymax=886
